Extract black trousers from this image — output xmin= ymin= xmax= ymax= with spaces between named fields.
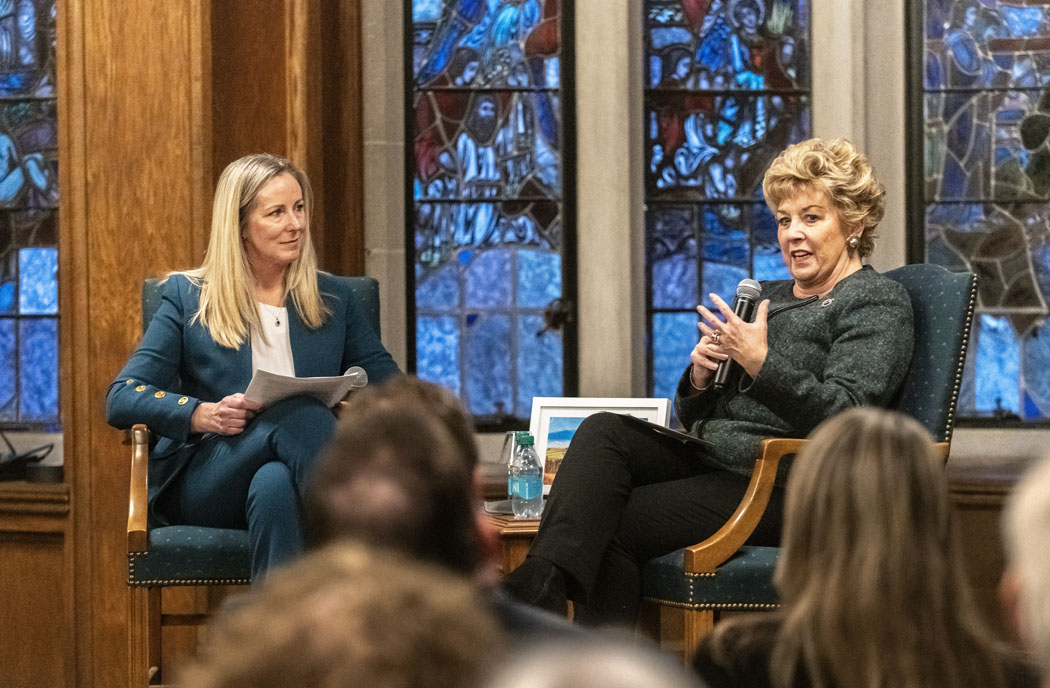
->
xmin=528 ymin=412 xmax=784 ymax=625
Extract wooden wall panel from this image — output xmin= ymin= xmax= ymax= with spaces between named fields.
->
xmin=0 ymin=533 xmax=68 ymax=687
xmin=57 ymin=0 xmax=367 ymax=683
xmin=0 ymin=485 xmax=71 ymax=688
xmin=318 ymin=0 xmax=365 ymax=276
xmin=211 ymin=0 xmax=288 ymax=177
xmin=61 ymin=2 xmax=211 ymax=686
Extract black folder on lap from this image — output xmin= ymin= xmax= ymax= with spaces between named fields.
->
xmin=615 ymin=413 xmax=712 ymax=448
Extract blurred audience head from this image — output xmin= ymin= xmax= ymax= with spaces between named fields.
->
xmin=484 ymin=637 xmax=705 ymax=688
xmin=1003 ymin=455 xmax=1050 ymax=679
xmin=305 ymin=377 xmax=483 ymax=575
xmin=177 ymin=543 xmax=501 ymax=688
xmin=768 ymin=407 xmax=1006 ymax=688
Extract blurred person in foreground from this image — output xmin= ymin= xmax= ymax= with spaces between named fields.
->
xmin=106 ymin=153 xmax=399 ymax=578
xmin=177 ymin=542 xmax=499 ymax=688
xmin=504 ymin=137 xmax=914 ymax=625
xmin=485 ymin=637 xmax=706 ymax=688
xmin=693 ymin=407 xmax=1036 ymax=688
xmin=1002 ymin=455 xmax=1050 ymax=686
xmin=305 ymin=376 xmax=580 ymax=639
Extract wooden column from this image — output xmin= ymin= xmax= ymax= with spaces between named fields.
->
xmin=60 ymin=2 xmax=212 ymax=685
xmin=58 ymin=1 xmax=367 ymax=684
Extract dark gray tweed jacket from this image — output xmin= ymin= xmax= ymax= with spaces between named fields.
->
xmin=674 ymin=266 xmax=913 ymax=484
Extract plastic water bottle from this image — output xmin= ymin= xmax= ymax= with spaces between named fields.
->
xmin=506 ymin=431 xmax=523 ymax=501
xmin=512 ymin=432 xmax=543 ymax=519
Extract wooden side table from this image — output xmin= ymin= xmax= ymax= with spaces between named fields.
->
xmin=483 ymin=513 xmax=539 ymax=574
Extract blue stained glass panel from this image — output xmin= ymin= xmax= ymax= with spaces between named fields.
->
xmin=754 ymin=243 xmax=790 ymax=281
xmin=0 ymin=0 xmax=56 ymax=98
xmin=517 ymin=249 xmax=560 ymax=308
xmin=0 ymin=101 xmax=59 ymax=209
xmin=18 ymin=317 xmax=56 ymax=422
xmin=410 ymin=1 xmax=569 ymax=425
xmin=0 ymin=319 xmax=14 ymax=420
xmin=417 ymin=316 xmax=461 ymax=396
xmin=645 ymin=95 xmax=812 ymax=200
xmin=464 ymin=313 xmax=512 ymax=417
xmin=412 ymin=0 xmax=442 ymax=22
xmin=645 ymin=0 xmax=811 ymax=91
xmin=702 ymin=261 xmax=749 ymax=309
xmin=517 ymin=315 xmax=561 ymax=417
xmin=924 ymin=90 xmax=1050 ymax=202
xmin=18 ymin=247 xmax=56 ymax=314
xmin=924 ymin=2 xmax=1050 ymax=90
xmin=652 ymin=312 xmax=698 ymax=404
xmin=416 ymin=261 xmax=460 ymax=309
xmin=0 ymin=280 xmax=13 ymax=314
xmin=652 ymin=253 xmax=698 ymax=309
xmin=1023 ymin=322 xmax=1050 ymax=418
xmin=644 ymin=0 xmax=811 ymax=400
xmin=465 ymin=249 xmax=511 ymax=308
xmin=974 ymin=314 xmax=1020 ymax=413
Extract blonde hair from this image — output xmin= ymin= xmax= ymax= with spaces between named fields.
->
xmin=762 ymin=137 xmax=885 ymax=258
xmin=764 ymin=408 xmax=1007 ymax=688
xmin=177 ymin=153 xmax=328 ymax=348
xmin=177 ymin=543 xmax=501 ymax=688
xmin=1003 ymin=455 xmax=1050 ymax=675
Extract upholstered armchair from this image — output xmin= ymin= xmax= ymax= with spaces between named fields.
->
xmin=126 ymin=275 xmax=384 ymax=687
xmin=640 ymin=264 xmax=978 ymax=659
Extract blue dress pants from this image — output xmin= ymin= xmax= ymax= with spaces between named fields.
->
xmin=170 ymin=396 xmax=336 ymax=579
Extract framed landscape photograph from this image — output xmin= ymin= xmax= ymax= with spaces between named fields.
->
xmin=528 ymin=397 xmax=672 ymax=494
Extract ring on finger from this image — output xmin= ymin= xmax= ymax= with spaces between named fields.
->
xmin=710 ymin=331 xmax=721 ymax=346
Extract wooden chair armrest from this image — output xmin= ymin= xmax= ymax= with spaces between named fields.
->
xmin=683 ymin=437 xmax=803 ymax=573
xmin=127 ymin=424 xmax=150 ymax=553
xmin=933 ymin=442 xmax=949 ymax=465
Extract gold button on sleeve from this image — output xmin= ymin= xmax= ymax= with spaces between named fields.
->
xmin=125 ymin=379 xmax=134 ymax=385
xmin=135 ymin=385 xmax=146 ymax=392
xmin=177 ymin=396 xmax=189 ymax=406
xmin=154 ymin=391 xmax=166 ymax=399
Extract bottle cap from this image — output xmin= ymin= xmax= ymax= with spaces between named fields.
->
xmin=516 ymin=432 xmax=534 ymax=446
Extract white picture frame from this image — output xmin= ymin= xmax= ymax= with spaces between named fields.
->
xmin=529 ymin=397 xmax=672 ymax=495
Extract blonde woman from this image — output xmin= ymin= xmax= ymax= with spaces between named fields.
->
xmin=693 ymin=408 xmax=1035 ymax=688
xmin=107 ymin=153 xmax=399 ymax=578
xmin=504 ymin=138 xmax=914 ymax=625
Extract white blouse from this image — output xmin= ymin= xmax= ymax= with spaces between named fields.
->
xmin=251 ymin=303 xmax=295 ymax=377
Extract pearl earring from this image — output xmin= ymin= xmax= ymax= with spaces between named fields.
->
xmin=847 ymin=235 xmax=860 ymax=250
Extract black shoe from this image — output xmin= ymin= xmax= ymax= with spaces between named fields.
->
xmin=502 ymin=556 xmax=568 ymax=616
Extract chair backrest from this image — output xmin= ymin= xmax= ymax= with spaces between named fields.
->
xmin=884 ymin=264 xmax=978 ymax=444
xmin=142 ymin=275 xmax=382 ymax=336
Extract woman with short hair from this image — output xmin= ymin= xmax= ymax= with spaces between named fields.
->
xmin=504 ymin=138 xmax=915 ymax=625
xmin=107 ymin=153 xmax=399 ymax=577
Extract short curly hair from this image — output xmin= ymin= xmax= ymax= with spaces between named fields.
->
xmin=762 ymin=137 xmax=885 ymax=258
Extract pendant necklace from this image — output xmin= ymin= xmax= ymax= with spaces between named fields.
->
xmin=262 ymin=303 xmax=283 ymax=327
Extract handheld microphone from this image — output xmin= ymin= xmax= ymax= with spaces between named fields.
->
xmin=712 ymin=279 xmax=762 ymax=391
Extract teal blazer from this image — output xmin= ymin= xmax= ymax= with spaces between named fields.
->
xmin=106 ymin=272 xmax=400 ymax=524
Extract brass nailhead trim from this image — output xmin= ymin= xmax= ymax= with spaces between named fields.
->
xmin=945 ymin=275 xmax=977 ymax=444
xmin=127 ymin=554 xmax=251 ymax=587
xmin=642 ymin=596 xmax=780 ymax=612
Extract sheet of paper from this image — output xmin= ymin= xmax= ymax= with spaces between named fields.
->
xmin=243 ymin=367 xmax=367 ymax=408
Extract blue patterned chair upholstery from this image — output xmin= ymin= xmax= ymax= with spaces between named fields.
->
xmin=127 ymin=275 xmax=384 ymax=686
xmin=640 ymin=264 xmax=978 ymax=658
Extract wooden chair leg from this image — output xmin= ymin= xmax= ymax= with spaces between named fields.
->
xmin=682 ymin=608 xmax=714 ymax=663
xmin=129 ymin=586 xmax=161 ymax=687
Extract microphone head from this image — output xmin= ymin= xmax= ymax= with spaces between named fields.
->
xmin=736 ymin=278 xmax=762 ymax=301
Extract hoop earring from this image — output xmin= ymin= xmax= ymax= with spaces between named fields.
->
xmin=847 ymin=235 xmax=860 ymax=250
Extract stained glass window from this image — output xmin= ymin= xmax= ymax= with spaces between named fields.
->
xmin=643 ymin=0 xmax=811 ymax=404
xmin=0 ymin=0 xmax=59 ymax=428
xmin=407 ymin=0 xmax=574 ymax=426
xmin=914 ymin=0 xmax=1050 ymax=422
